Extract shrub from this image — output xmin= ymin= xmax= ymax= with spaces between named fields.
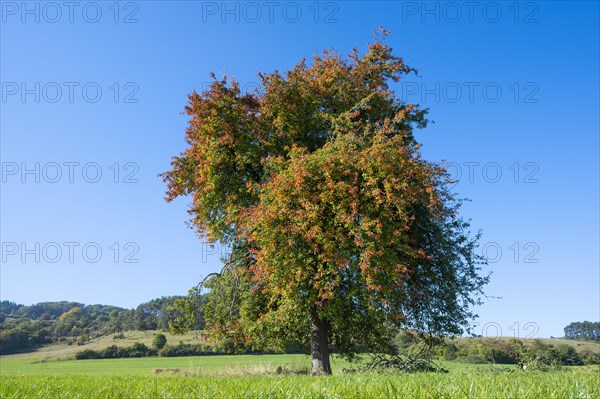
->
xmin=488 ymin=340 xmax=518 ymax=364
xmin=158 ymin=343 xmax=206 ymax=357
xmin=509 ymin=339 xmax=581 ymax=370
xmin=75 ymin=349 xmax=101 ymax=360
xmin=76 ymin=342 xmax=160 ymax=360
xmin=129 ymin=342 xmax=151 ymax=357
xmin=555 ymin=344 xmax=583 ymax=366
xmin=116 ymin=346 xmax=131 ymax=358
xmin=442 ymin=343 xmax=458 ymax=361
xmin=101 ymin=345 xmax=119 ymax=359
xmin=580 ymin=349 xmax=600 ymax=365
xmin=152 ymin=334 xmax=167 ymax=350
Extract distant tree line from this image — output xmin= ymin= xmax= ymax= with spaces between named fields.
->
xmin=389 ymin=332 xmax=599 ymax=369
xmin=435 ymin=336 xmax=599 ymax=368
xmin=72 ymin=332 xmax=600 ymax=368
xmin=0 ymin=296 xmax=207 ymax=355
xmin=75 ymin=339 xmax=280 ymax=360
xmin=564 ymin=321 xmax=600 ymax=342
xmin=3 ymin=297 xmax=599 ymax=364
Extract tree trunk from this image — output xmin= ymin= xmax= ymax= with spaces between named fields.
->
xmin=310 ymin=306 xmax=332 ymax=375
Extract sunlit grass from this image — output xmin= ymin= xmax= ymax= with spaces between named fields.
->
xmin=1 ymin=354 xmax=598 ymax=398
xmin=1 ymin=368 xmax=599 ymax=399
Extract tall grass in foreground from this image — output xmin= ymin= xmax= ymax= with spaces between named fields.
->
xmin=2 ymin=367 xmax=598 ymax=399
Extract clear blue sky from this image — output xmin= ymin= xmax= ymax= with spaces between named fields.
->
xmin=1 ymin=1 xmax=598 ymax=339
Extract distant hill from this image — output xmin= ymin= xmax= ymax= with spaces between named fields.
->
xmin=0 ymin=295 xmax=206 ymax=355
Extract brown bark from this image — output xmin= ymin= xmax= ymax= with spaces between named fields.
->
xmin=309 ymin=306 xmax=332 ymax=375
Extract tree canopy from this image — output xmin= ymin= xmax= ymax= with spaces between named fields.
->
xmin=162 ymin=29 xmax=488 ymax=374
xmin=564 ymin=321 xmax=600 ymax=341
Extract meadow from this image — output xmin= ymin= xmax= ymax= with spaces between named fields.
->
xmin=1 ymin=352 xmax=599 ymax=399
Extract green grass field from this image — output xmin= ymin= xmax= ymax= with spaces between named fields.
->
xmin=1 ymin=366 xmax=598 ymax=399
xmin=0 ymin=354 xmax=318 ymax=376
xmin=1 ymin=352 xmax=599 ymax=398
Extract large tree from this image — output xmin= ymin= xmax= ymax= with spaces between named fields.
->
xmin=163 ymin=29 xmax=488 ymax=374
